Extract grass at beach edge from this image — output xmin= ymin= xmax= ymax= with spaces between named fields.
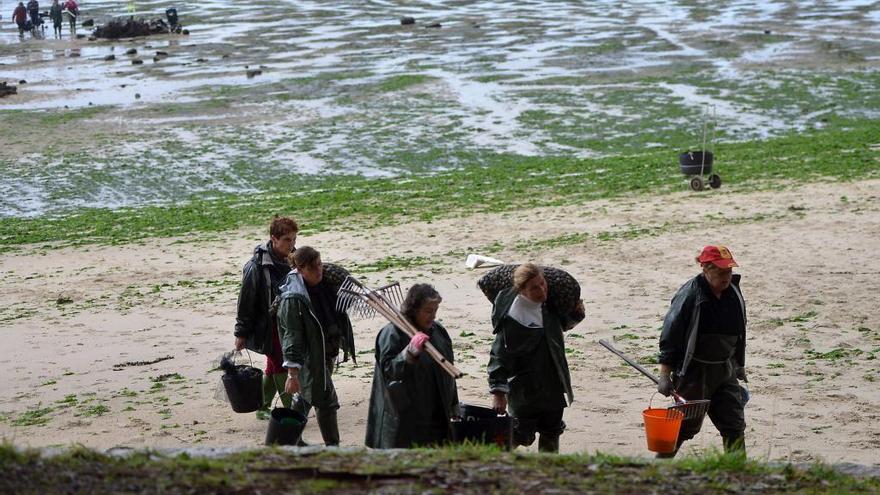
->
xmin=1 ymin=117 xmax=877 ymax=251
xmin=1 ymin=442 xmax=878 ymax=494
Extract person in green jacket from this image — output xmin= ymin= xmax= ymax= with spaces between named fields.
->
xmin=277 ymin=246 xmax=354 ymax=446
xmin=487 ymin=263 xmax=578 ymax=453
xmin=365 ymin=283 xmax=460 ymax=449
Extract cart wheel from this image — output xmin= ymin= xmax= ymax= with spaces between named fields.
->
xmin=709 ymin=174 xmax=722 ymax=189
xmin=689 ymin=177 xmax=704 ymax=191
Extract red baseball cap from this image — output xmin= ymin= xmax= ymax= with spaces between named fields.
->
xmin=698 ymin=245 xmax=738 ymax=269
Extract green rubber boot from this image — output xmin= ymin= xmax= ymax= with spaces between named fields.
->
xmin=269 ymin=372 xmax=292 ymax=409
xmin=723 ymin=434 xmax=746 ymax=457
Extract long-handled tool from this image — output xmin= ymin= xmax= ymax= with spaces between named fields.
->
xmin=336 ymin=278 xmax=403 ymax=319
xmin=599 ymin=339 xmax=709 ymax=421
xmin=336 ymin=276 xmax=463 ymax=379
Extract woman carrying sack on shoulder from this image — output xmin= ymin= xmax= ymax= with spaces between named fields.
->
xmin=277 ymin=246 xmax=355 ymax=447
xmin=486 ymin=263 xmax=583 ymax=453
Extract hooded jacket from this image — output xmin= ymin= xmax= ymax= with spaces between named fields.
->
xmin=276 ymin=270 xmax=354 ymax=407
xmin=234 ymin=241 xmax=290 ymax=355
xmin=487 ymin=288 xmax=574 ymax=416
xmin=365 ymin=321 xmax=459 ymax=449
xmin=659 ymin=274 xmax=746 ymax=377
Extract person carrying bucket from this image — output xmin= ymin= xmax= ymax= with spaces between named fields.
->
xmin=234 ymin=216 xmax=298 ymax=420
xmin=486 ymin=263 xmax=582 ymax=453
xmin=277 ymin=246 xmax=356 ymax=447
xmin=657 ymin=245 xmax=748 ymax=458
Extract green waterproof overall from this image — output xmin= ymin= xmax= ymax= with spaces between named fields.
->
xmin=659 ymin=274 xmax=747 ymax=457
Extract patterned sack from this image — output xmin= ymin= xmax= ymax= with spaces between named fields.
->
xmin=323 ymin=262 xmax=351 ymax=295
xmin=477 ymin=264 xmax=584 ymax=326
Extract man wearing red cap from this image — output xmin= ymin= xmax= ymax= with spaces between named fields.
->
xmin=656 ymin=245 xmax=748 ymax=457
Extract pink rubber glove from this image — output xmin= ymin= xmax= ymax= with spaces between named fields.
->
xmin=407 ymin=332 xmax=430 ymax=357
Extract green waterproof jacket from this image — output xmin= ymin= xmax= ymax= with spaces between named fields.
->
xmin=276 ymin=271 xmax=354 ymax=407
xmin=365 ymin=322 xmax=459 ymax=449
xmin=487 ymin=288 xmax=574 ymax=416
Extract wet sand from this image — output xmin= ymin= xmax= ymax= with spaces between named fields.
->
xmin=1 ymin=178 xmax=878 ymax=466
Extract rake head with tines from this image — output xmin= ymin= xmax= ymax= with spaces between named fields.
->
xmin=335 ymin=276 xmax=463 ymax=379
xmin=335 ymin=276 xmax=403 ymax=319
xmin=668 ymin=396 xmax=711 ymax=422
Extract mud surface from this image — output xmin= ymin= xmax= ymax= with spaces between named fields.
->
xmin=1 ymin=1 xmax=879 ymax=216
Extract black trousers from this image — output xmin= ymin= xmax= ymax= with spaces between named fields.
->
xmin=675 ymin=360 xmax=745 ymax=442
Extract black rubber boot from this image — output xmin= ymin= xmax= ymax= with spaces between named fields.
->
xmin=538 ymin=434 xmax=559 ymax=453
xmin=317 ymin=408 xmax=340 ymax=446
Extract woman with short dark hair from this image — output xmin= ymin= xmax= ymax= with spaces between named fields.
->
xmin=365 ymin=283 xmax=460 ymax=448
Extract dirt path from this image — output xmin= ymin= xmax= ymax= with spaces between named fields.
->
xmin=1 ymin=178 xmax=878 ymax=465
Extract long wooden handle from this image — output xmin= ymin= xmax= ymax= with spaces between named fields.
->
xmin=373 ymin=304 xmax=463 ymax=378
xmin=598 ymin=339 xmax=687 ymax=403
xmin=598 ymin=339 xmax=660 ymax=384
xmin=374 ymin=303 xmax=463 ymax=378
xmin=361 ymin=292 xmax=463 ymax=379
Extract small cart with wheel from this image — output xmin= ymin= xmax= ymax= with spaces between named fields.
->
xmin=679 ymin=105 xmax=721 ymax=191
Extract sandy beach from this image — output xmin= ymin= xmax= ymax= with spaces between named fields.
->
xmin=1 ymin=178 xmax=878 ymax=466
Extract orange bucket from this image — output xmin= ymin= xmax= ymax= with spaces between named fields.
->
xmin=642 ymin=407 xmax=683 ymax=453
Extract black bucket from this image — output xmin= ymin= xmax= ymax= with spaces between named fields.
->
xmin=265 ymin=407 xmax=308 ymax=446
xmin=450 ymin=403 xmax=514 ymax=450
xmin=221 ymin=365 xmax=263 ymax=413
xmin=679 ymin=150 xmax=713 ymax=175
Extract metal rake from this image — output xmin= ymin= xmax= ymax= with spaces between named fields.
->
xmin=335 ymin=277 xmax=403 ymax=319
xmin=668 ymin=397 xmax=710 ymax=422
xmin=335 ymin=276 xmax=463 ymax=379
xmin=599 ymin=339 xmax=711 ymax=422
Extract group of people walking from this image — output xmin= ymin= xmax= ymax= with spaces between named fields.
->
xmin=234 ymin=215 xmax=749 ymax=457
xmin=11 ymin=0 xmax=78 ymax=38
